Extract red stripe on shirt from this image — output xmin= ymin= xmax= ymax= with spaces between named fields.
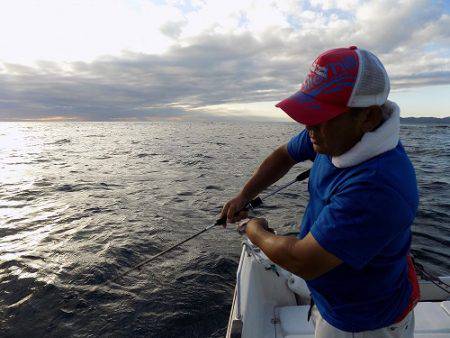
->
xmin=395 ymin=255 xmax=420 ymax=322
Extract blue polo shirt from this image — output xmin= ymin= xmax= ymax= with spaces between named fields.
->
xmin=287 ymin=129 xmax=419 ymax=332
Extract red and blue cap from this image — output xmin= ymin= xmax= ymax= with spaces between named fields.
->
xmin=276 ymin=46 xmax=390 ymax=126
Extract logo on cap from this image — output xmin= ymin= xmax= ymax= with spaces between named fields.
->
xmin=310 ymin=62 xmax=327 ymax=79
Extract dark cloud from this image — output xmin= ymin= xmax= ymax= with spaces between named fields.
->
xmin=0 ymin=31 xmax=302 ymax=121
xmin=392 ymin=71 xmax=450 ymax=89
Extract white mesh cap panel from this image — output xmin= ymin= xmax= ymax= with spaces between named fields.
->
xmin=348 ymin=49 xmax=390 ymax=107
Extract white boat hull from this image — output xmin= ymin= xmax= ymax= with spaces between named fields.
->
xmin=226 ymin=240 xmax=450 ymax=338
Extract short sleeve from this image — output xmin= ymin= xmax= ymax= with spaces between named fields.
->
xmin=310 ymin=180 xmax=415 ymax=269
xmin=287 ymin=129 xmax=316 ymax=162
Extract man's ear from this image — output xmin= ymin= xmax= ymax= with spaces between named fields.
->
xmin=362 ymin=106 xmax=383 ymax=132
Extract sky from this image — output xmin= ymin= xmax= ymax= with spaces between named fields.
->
xmin=0 ymin=0 xmax=449 ymax=122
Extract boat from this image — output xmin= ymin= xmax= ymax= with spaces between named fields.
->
xmin=226 ymin=237 xmax=450 ymax=338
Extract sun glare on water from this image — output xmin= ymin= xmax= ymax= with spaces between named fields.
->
xmin=0 ymin=123 xmax=56 ymax=266
xmin=0 ymin=123 xmax=38 ymax=184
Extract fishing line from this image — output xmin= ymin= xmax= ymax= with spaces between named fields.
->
xmin=413 ymin=257 xmax=450 ymax=295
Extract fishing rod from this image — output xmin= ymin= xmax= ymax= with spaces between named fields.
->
xmin=110 ymin=168 xmax=311 ymax=283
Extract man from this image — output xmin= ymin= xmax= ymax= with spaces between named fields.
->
xmin=221 ymin=46 xmax=420 ymax=337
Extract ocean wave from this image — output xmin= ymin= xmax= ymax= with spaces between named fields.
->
xmin=47 ymin=138 xmax=71 ymax=145
xmin=55 ymin=182 xmax=116 ymax=192
xmin=205 ymin=185 xmax=223 ymax=191
xmin=136 ymin=153 xmax=159 ymax=158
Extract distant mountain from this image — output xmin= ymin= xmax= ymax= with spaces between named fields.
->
xmin=400 ymin=117 xmax=450 ymax=125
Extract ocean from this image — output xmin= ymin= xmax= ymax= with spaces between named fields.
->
xmin=0 ymin=121 xmax=449 ymax=337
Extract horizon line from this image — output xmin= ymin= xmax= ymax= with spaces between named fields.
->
xmin=0 ymin=115 xmax=449 ymax=123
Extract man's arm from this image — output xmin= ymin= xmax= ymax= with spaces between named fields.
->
xmin=221 ymin=144 xmax=297 ymax=223
xmin=245 ymin=218 xmax=342 ymax=280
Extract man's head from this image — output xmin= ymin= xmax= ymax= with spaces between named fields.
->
xmin=276 ymin=46 xmax=390 ymax=155
xmin=306 ymin=105 xmax=384 ymax=156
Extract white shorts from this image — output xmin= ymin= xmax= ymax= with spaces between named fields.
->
xmin=310 ymin=305 xmax=415 ymax=338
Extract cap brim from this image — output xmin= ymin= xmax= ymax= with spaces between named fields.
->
xmin=275 ymin=90 xmax=347 ymax=126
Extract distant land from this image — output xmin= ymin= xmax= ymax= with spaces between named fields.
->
xmin=400 ymin=117 xmax=450 ymax=125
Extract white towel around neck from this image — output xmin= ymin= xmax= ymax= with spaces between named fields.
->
xmin=331 ymin=100 xmax=400 ymax=168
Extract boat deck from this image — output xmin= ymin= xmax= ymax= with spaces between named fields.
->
xmin=273 ymin=301 xmax=450 ymax=337
xmin=226 ymin=241 xmax=450 ymax=338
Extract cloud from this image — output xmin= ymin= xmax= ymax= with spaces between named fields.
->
xmin=0 ymin=0 xmax=449 ymax=120
xmin=0 ymin=32 xmax=292 ymax=120
xmin=160 ymin=20 xmax=187 ymax=39
xmin=351 ymin=0 xmax=444 ymax=53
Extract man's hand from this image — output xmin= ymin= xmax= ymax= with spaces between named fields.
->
xmin=236 ymin=217 xmax=274 ymax=235
xmin=220 ymin=194 xmax=249 ymax=226
xmin=240 ymin=217 xmax=274 ymax=234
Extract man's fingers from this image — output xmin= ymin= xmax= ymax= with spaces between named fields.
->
xmin=229 ymin=210 xmax=248 ymax=223
xmin=220 ymin=203 xmax=229 ymax=219
xmin=227 ymin=205 xmax=237 ymax=223
xmin=237 ymin=210 xmax=248 ymax=220
xmin=222 ymin=197 xmax=250 ymax=225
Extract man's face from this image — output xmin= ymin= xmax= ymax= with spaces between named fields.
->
xmin=306 ymin=109 xmax=367 ymax=157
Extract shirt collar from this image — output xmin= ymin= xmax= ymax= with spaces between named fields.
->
xmin=332 ymin=100 xmax=400 ymax=168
